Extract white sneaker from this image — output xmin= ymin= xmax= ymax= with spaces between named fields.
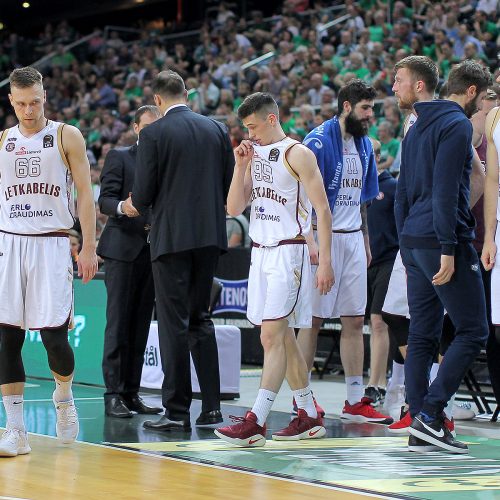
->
xmin=453 ymin=402 xmax=476 ymax=420
xmin=53 ymin=393 xmax=79 ymax=444
xmin=0 ymin=429 xmax=31 ymax=457
xmin=384 ymin=383 xmax=406 ymax=421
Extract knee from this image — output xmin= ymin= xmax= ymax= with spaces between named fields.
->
xmin=370 ymin=315 xmax=387 ymax=336
xmin=260 ymin=329 xmax=284 ymax=352
xmin=0 ymin=328 xmax=25 ymax=358
xmin=41 ymin=330 xmax=71 ymax=356
xmin=341 ymin=317 xmax=364 ymax=335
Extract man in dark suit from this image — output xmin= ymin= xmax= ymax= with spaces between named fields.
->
xmin=129 ymin=70 xmax=234 ymax=430
xmin=98 ymin=105 xmax=163 ymax=418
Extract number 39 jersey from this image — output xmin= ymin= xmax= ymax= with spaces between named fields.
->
xmin=0 ymin=120 xmax=75 ymax=234
xmin=249 ymin=137 xmax=311 ymax=246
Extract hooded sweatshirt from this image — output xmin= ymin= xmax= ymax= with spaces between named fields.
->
xmin=395 ymin=100 xmax=475 ymax=256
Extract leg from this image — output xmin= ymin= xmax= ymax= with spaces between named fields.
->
xmin=401 ymin=247 xmax=444 ymax=418
xmin=102 ymin=258 xmax=135 ymax=401
xmin=188 ymin=247 xmax=221 ymax=413
xmin=123 ymin=248 xmax=156 ymax=399
xmin=340 ymin=315 xmax=365 ymax=399
xmin=152 ymin=252 xmax=192 ymax=421
xmin=295 ymin=316 xmax=323 ymax=372
xmin=368 ymin=314 xmax=390 ymax=388
xmin=424 ymin=244 xmax=488 ymax=417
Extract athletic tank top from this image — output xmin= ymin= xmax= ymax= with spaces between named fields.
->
xmin=0 ymin=120 xmax=75 ymax=234
xmin=492 ymin=113 xmax=500 ymax=222
xmin=249 ymin=137 xmax=311 ymax=246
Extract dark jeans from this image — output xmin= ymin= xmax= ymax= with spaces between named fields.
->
xmin=152 ymin=246 xmax=221 ymax=420
xmin=401 ymin=243 xmax=489 ymax=418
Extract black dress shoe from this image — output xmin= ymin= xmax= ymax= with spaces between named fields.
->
xmin=123 ymin=395 xmax=162 ymax=415
xmin=143 ymin=415 xmax=191 ymax=431
xmin=105 ymin=396 xmax=133 ymax=418
xmin=196 ymin=409 xmax=223 ymax=426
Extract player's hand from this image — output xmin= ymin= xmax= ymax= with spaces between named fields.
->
xmin=315 ymin=263 xmax=335 ymax=295
xmin=234 ymin=140 xmax=254 ymax=169
xmin=481 ymin=239 xmax=497 ymax=271
xmin=432 ymin=255 xmax=455 ymax=286
xmin=78 ymin=246 xmax=98 ymax=284
xmin=123 ymin=193 xmax=139 ymax=218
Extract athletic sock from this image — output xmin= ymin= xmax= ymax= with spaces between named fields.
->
xmin=429 ymin=363 xmax=440 ymax=385
xmin=54 ymin=376 xmax=73 ymax=402
xmin=293 ymin=386 xmax=317 ymax=418
xmin=2 ymin=395 xmax=25 ymax=432
xmin=391 ymin=361 xmax=405 ymax=386
xmin=346 ymin=376 xmax=364 ymax=405
xmin=443 ymin=393 xmax=456 ymax=419
xmin=251 ymin=389 xmax=277 ymax=426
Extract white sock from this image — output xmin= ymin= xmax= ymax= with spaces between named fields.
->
xmin=293 ymin=386 xmax=317 ymax=418
xmin=54 ymin=376 xmax=73 ymax=402
xmin=345 ymin=376 xmax=364 ymax=405
xmin=251 ymin=389 xmax=277 ymax=426
xmin=429 ymin=363 xmax=440 ymax=384
xmin=2 ymin=395 xmax=25 ymax=432
xmin=391 ymin=361 xmax=405 ymax=386
xmin=444 ymin=393 xmax=456 ymax=419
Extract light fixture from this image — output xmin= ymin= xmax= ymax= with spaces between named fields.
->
xmin=22 ymin=2 xmax=30 ymax=8
xmin=0 ymin=22 xmax=4 ymax=30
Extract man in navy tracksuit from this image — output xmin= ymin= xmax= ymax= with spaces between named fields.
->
xmin=395 ymin=61 xmax=492 ymax=454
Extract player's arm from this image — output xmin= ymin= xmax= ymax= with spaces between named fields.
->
xmin=481 ymin=107 xmax=499 ymax=271
xmin=469 ymin=147 xmax=484 ymax=209
xmin=361 ymin=202 xmax=372 ymax=267
xmin=62 ymin=125 xmax=98 ymax=284
xmin=287 ymin=144 xmax=334 ymax=295
xmin=227 ymin=140 xmax=253 ymax=216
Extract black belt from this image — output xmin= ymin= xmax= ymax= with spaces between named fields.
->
xmin=252 ymin=237 xmax=306 ymax=248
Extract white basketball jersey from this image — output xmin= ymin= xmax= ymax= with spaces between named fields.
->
xmin=493 ymin=115 xmax=500 ymax=222
xmin=0 ymin=120 xmax=75 ymax=234
xmin=333 ymin=136 xmax=363 ymax=231
xmin=249 ymin=137 xmax=311 ymax=246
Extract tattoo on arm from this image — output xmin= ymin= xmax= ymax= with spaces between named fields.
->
xmin=360 ymin=203 xmax=368 ymax=235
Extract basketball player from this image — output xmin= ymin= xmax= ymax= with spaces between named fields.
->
xmin=481 ymin=78 xmax=500 ymax=382
xmin=0 ymin=67 xmax=98 ymax=457
xmin=396 ymin=61 xmax=491 ymax=453
xmin=296 ymin=80 xmax=392 ymax=424
xmin=215 ymin=92 xmax=334 ymax=446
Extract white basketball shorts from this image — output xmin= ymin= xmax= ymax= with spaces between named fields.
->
xmin=312 ymin=231 xmax=367 ymax=319
xmin=247 ymin=243 xmax=312 ymax=328
xmin=382 ymin=250 xmax=410 ymax=318
xmin=492 ymin=226 xmax=500 ymax=326
xmin=0 ymin=232 xmax=73 ymax=330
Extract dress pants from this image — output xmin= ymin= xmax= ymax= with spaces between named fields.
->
xmin=152 ymin=246 xmax=221 ymax=420
xmin=401 ymin=243 xmax=489 ymax=418
xmin=102 ymin=246 xmax=155 ymax=400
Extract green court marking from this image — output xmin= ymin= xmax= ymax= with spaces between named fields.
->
xmin=117 ymin=437 xmax=500 ymax=500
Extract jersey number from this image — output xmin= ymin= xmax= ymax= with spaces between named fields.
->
xmin=346 ymin=157 xmax=359 ymax=175
xmin=253 ymin=159 xmax=273 ymax=183
xmin=15 ymin=157 xmax=41 ymax=178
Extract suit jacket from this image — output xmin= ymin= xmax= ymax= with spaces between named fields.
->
xmin=97 ymin=145 xmax=151 ymax=262
xmin=132 ymin=106 xmax=235 ymax=260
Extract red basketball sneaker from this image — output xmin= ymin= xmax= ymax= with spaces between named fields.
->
xmin=341 ymin=397 xmax=393 ymax=424
xmin=388 ymin=407 xmax=412 ymax=434
xmin=214 ymin=412 xmax=266 ymax=447
xmin=272 ymin=409 xmax=326 ymax=441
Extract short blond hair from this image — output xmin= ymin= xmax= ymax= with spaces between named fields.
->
xmin=9 ymin=67 xmax=43 ymax=90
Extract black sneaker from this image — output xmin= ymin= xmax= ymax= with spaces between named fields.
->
xmin=364 ymin=386 xmax=381 ymax=406
xmin=409 ymin=413 xmax=468 ymax=454
xmin=408 ymin=435 xmax=440 ymax=453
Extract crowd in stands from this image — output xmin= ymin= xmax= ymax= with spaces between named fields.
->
xmin=0 ymin=0 xmax=499 ymax=256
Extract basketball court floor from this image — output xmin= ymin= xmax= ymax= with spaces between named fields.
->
xmin=1 ymin=377 xmax=499 ymax=500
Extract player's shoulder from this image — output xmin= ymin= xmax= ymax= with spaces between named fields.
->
xmin=485 ymin=106 xmax=500 ymax=140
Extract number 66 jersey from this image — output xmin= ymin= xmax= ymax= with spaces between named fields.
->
xmin=0 ymin=120 xmax=75 ymax=234
xmin=249 ymin=137 xmax=311 ymax=246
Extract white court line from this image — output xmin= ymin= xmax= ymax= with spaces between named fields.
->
xmin=8 ymin=430 xmax=400 ymax=499
xmin=0 ymin=497 xmax=30 ymax=500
